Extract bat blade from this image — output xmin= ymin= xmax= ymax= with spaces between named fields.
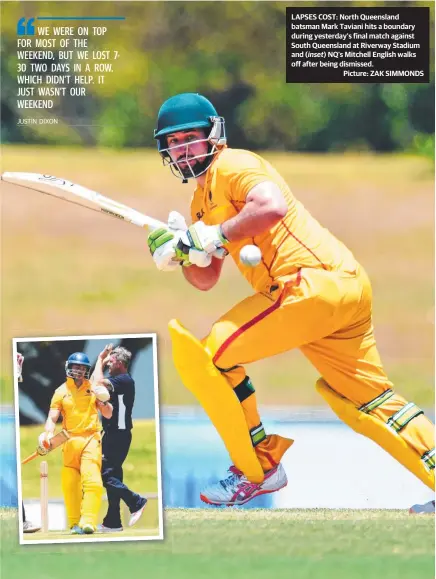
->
xmin=21 ymin=429 xmax=70 ymax=465
xmin=49 ymin=429 xmax=70 ymax=449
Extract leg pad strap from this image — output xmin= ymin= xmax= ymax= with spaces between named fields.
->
xmin=422 ymin=448 xmax=435 ymax=471
xmin=250 ymin=423 xmax=267 ymax=447
xmin=360 ymin=389 xmax=425 ymax=434
xmin=316 ymin=378 xmax=434 ymax=489
xmin=234 ymin=377 xmax=255 ymax=403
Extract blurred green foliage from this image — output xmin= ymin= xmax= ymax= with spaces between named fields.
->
xmin=1 ymin=1 xmax=434 ymax=154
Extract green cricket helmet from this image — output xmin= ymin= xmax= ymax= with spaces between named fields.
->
xmin=154 ymin=93 xmax=226 ymax=183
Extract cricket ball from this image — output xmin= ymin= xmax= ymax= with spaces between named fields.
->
xmin=239 ymin=245 xmax=262 ymax=267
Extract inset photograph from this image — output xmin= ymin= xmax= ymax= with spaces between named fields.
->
xmin=13 ymin=334 xmax=162 ymax=544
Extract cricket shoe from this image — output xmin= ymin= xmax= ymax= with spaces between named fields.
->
xmin=70 ymin=525 xmax=85 ymax=535
xmin=129 ymin=497 xmax=148 ymax=527
xmin=200 ymin=463 xmax=287 ymax=506
xmin=409 ymin=500 xmax=435 ymax=514
xmin=23 ymin=520 xmax=41 ymax=533
xmin=82 ymin=524 xmax=96 ymax=534
xmin=97 ymin=524 xmax=123 ymax=533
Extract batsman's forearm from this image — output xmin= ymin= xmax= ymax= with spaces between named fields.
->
xmin=45 ymin=417 xmax=56 ymax=434
xmin=221 ymin=204 xmax=284 ymax=241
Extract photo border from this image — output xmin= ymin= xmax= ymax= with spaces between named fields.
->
xmin=13 ymin=332 xmax=164 ymax=545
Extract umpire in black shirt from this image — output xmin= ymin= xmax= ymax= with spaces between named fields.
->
xmin=92 ymin=345 xmax=147 ymax=532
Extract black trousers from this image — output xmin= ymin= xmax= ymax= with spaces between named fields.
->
xmin=101 ymin=430 xmax=143 ymax=528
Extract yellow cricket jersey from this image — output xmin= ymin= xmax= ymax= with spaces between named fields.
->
xmin=50 ymin=378 xmax=100 ymax=435
xmin=191 ymin=147 xmax=358 ymax=292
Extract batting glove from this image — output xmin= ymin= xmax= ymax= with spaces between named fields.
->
xmin=167 ymin=210 xmax=188 ymax=232
xmin=167 ymin=211 xmax=212 ymax=267
xmin=147 ymin=227 xmax=180 ymax=272
xmin=16 ymin=352 xmax=24 ymax=382
xmin=186 ymin=221 xmax=228 ymax=255
xmin=37 ymin=432 xmax=53 ymax=455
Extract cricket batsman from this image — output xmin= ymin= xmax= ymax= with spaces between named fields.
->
xmin=38 ymin=352 xmax=113 ymax=533
xmin=147 ymin=92 xmax=435 ymax=513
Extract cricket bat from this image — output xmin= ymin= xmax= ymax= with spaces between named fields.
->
xmin=21 ymin=429 xmax=70 ymax=465
xmin=1 ymin=172 xmax=230 ymax=258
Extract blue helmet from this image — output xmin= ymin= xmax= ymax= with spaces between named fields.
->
xmin=65 ymin=352 xmax=91 ymax=380
xmin=154 ymin=93 xmax=226 ymax=182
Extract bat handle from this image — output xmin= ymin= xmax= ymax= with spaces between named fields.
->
xmin=21 ymin=451 xmax=38 ymax=465
xmin=212 ymin=247 xmax=228 ymax=259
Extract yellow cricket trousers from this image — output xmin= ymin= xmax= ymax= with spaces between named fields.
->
xmin=61 ymin=432 xmax=103 ymax=528
xmin=204 ymin=266 xmax=434 ymax=475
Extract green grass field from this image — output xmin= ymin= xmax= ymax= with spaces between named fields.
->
xmin=2 ymin=147 xmax=434 ymax=407
xmin=2 ymin=507 xmax=434 ymax=579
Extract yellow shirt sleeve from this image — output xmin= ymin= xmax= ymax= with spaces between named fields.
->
xmin=216 ymin=150 xmax=279 ymax=205
xmin=50 ymin=388 xmax=63 ymax=411
xmin=190 ymin=149 xmax=280 ymax=224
